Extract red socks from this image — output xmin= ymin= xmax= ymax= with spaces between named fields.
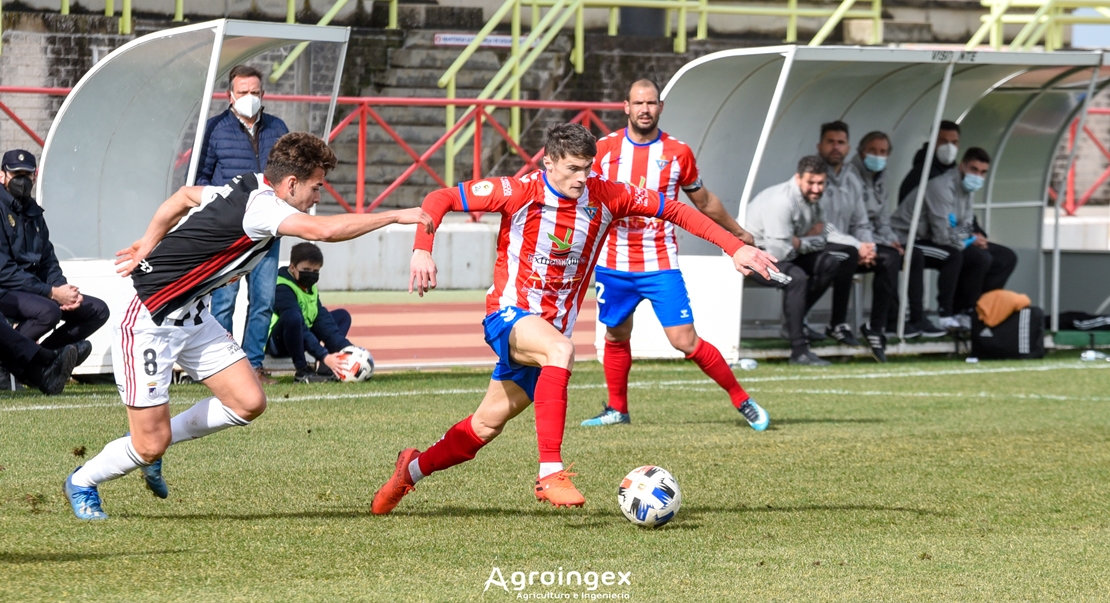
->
xmin=603 ymin=340 xmax=632 ymax=414
xmin=687 ymin=338 xmax=749 ymax=408
xmin=533 ymin=366 xmax=572 ymax=463
xmin=417 ymin=415 xmax=487 ymax=477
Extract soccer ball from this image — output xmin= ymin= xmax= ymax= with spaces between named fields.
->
xmin=335 ymin=346 xmax=374 ymax=382
xmin=617 ymin=466 xmax=681 ymax=527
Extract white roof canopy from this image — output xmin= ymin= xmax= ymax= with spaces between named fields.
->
xmin=39 ymin=19 xmax=349 ymax=261
xmin=660 ymin=45 xmax=1110 ymax=336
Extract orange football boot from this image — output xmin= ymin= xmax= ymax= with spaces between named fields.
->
xmin=534 ymin=467 xmax=586 ymax=508
xmin=371 ymin=448 xmax=420 ymax=515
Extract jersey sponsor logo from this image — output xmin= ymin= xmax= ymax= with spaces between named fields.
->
xmin=547 ymin=228 xmax=575 ymax=257
xmin=528 ymin=253 xmax=583 ymax=267
xmin=638 ymin=176 xmax=647 ymax=188
xmin=525 ymin=272 xmax=583 ymax=293
xmin=500 ymin=177 xmax=513 ymax=196
xmin=633 ymin=187 xmax=652 ymax=207
xmin=471 ymin=181 xmax=494 ymax=197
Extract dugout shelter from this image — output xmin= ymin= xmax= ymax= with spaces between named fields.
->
xmin=36 ymin=19 xmax=350 ymax=374
xmin=605 ymin=46 xmax=1110 ymax=361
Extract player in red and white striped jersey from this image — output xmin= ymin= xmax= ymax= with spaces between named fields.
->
xmin=370 ymin=124 xmax=776 ymax=514
xmin=584 ymin=79 xmax=769 ymax=431
xmin=64 ymin=133 xmax=432 ymax=521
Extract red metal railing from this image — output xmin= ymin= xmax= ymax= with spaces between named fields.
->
xmin=0 ymin=86 xmax=621 ymax=214
xmin=1051 ymin=109 xmax=1110 ymax=215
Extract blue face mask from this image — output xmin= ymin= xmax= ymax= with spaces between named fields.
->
xmin=962 ymin=173 xmax=985 ymax=193
xmin=862 ymin=154 xmax=886 ymax=172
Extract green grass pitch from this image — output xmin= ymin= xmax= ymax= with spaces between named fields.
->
xmin=2 ymin=353 xmax=1109 ymax=601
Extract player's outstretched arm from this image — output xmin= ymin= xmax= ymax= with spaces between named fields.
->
xmin=731 ymin=246 xmax=777 ymax=278
xmin=410 ymin=249 xmax=438 ymax=296
xmin=116 ymin=185 xmax=205 ymax=277
xmin=686 ymin=187 xmax=754 ymax=246
xmin=277 ymin=207 xmax=433 ymax=242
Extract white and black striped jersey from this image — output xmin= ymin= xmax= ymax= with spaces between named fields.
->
xmin=131 ymin=173 xmax=300 ymax=325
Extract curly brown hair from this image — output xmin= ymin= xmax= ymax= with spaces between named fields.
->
xmin=264 ymin=132 xmax=338 ymax=183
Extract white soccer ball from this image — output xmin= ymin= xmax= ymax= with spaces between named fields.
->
xmin=335 ymin=346 xmax=374 ymax=382
xmin=617 ymin=465 xmax=682 ymax=527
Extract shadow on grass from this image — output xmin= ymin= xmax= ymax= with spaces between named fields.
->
xmin=768 ymin=418 xmax=886 ymax=427
xmin=0 ymin=549 xmax=188 ymax=564
xmin=684 ymin=504 xmax=946 ymax=518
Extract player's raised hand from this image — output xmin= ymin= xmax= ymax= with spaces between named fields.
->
xmin=394 ymin=207 xmax=435 ymax=234
xmin=410 ymin=249 xmax=438 ymax=297
xmin=115 ymin=240 xmax=155 ymax=277
xmin=732 ymin=245 xmax=777 ymax=278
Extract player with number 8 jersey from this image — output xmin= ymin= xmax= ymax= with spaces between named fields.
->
xmin=63 ymin=133 xmax=433 ymax=521
xmin=370 ymin=123 xmax=777 ymax=515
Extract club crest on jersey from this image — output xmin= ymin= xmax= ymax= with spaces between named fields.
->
xmin=547 ymin=228 xmax=574 ymax=257
xmin=582 ymin=202 xmax=599 ymax=220
xmin=471 ymin=181 xmax=494 ymax=197
xmin=656 ymin=154 xmax=670 ymax=170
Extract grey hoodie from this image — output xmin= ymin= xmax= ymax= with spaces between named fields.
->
xmin=819 ymin=163 xmax=873 ymax=248
xmin=845 ymin=153 xmax=898 ymax=245
xmin=746 ymin=177 xmax=827 ymax=262
xmin=890 ymin=168 xmax=975 ymax=248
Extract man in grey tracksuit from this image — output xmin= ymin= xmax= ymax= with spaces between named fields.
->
xmin=746 ymin=155 xmax=854 ymax=366
xmin=816 ymin=121 xmax=904 ymax=358
xmin=891 ymin=146 xmax=1017 ymax=330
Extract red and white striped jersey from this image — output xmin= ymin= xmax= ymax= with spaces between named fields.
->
xmin=415 ymin=171 xmax=742 ymax=336
xmin=593 ymin=128 xmax=703 ymax=272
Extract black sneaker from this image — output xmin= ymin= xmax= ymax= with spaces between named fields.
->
xmin=803 ymin=323 xmax=827 ymax=342
xmin=912 ymin=319 xmax=947 ymax=338
xmin=825 ymin=323 xmax=861 ymax=347
xmin=789 ymin=351 xmax=831 ymax=366
xmin=295 ymin=368 xmax=334 ymax=383
xmin=900 ymin=322 xmax=922 ymax=339
xmin=315 ymin=360 xmax=335 ymax=377
xmin=73 ymin=340 xmax=93 ymax=366
xmin=36 ymin=344 xmax=79 ymax=395
xmin=859 ymin=325 xmax=887 ymax=363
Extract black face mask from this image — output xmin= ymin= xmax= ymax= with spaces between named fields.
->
xmin=295 ymin=270 xmax=319 ymax=289
xmin=7 ymin=175 xmax=32 ymax=210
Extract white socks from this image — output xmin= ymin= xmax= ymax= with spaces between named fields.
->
xmin=71 ymin=398 xmax=249 ymax=489
xmin=408 ymin=458 xmax=425 ymax=484
xmin=539 ymin=462 xmax=564 ymax=479
xmin=71 ymin=437 xmax=148 ymax=488
xmin=170 ymin=397 xmax=250 ymax=445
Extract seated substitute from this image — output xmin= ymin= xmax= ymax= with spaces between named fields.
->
xmin=890 ymin=147 xmax=1017 ymax=331
xmin=745 ymin=155 xmax=857 ymax=366
xmin=0 ymin=150 xmax=108 ymax=364
xmin=846 ymin=132 xmax=945 ymax=342
xmin=267 ymin=242 xmax=359 ymax=383
xmin=816 ymin=120 xmax=901 ymax=355
xmin=0 ymin=319 xmax=80 ymax=395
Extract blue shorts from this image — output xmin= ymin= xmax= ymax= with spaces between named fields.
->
xmin=482 ymin=306 xmax=540 ymax=401
xmin=594 ymin=266 xmax=694 ymax=328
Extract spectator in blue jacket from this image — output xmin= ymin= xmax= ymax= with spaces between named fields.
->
xmin=197 ymin=64 xmax=289 ymax=384
xmin=267 ymin=243 xmax=360 ymax=383
xmin=0 ymin=149 xmax=107 ymax=366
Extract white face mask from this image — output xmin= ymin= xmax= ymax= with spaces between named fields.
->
xmin=936 ymin=142 xmax=959 ymax=166
xmin=232 ymin=93 xmax=262 ymax=119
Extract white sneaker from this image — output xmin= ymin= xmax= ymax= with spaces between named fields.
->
xmin=956 ymin=313 xmax=972 ymax=331
xmin=938 ymin=315 xmax=962 ymax=331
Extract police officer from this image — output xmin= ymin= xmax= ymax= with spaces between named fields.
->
xmin=0 ymin=149 xmax=108 ymax=364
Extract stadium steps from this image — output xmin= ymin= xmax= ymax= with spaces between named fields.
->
xmin=323 ymin=25 xmax=570 ymax=212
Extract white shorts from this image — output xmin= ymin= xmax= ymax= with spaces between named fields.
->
xmin=113 ymin=296 xmax=246 ymax=407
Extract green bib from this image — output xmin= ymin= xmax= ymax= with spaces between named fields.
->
xmin=268 ymin=274 xmax=319 ymax=339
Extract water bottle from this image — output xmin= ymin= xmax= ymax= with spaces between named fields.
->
xmin=736 ymin=358 xmax=758 ymax=371
xmin=1080 ymin=350 xmax=1108 ymax=361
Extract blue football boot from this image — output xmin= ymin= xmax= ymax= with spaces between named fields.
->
xmin=580 ymin=406 xmax=631 ymax=427
xmin=738 ymin=398 xmax=770 ymax=431
xmin=65 ymin=468 xmax=108 ymax=520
